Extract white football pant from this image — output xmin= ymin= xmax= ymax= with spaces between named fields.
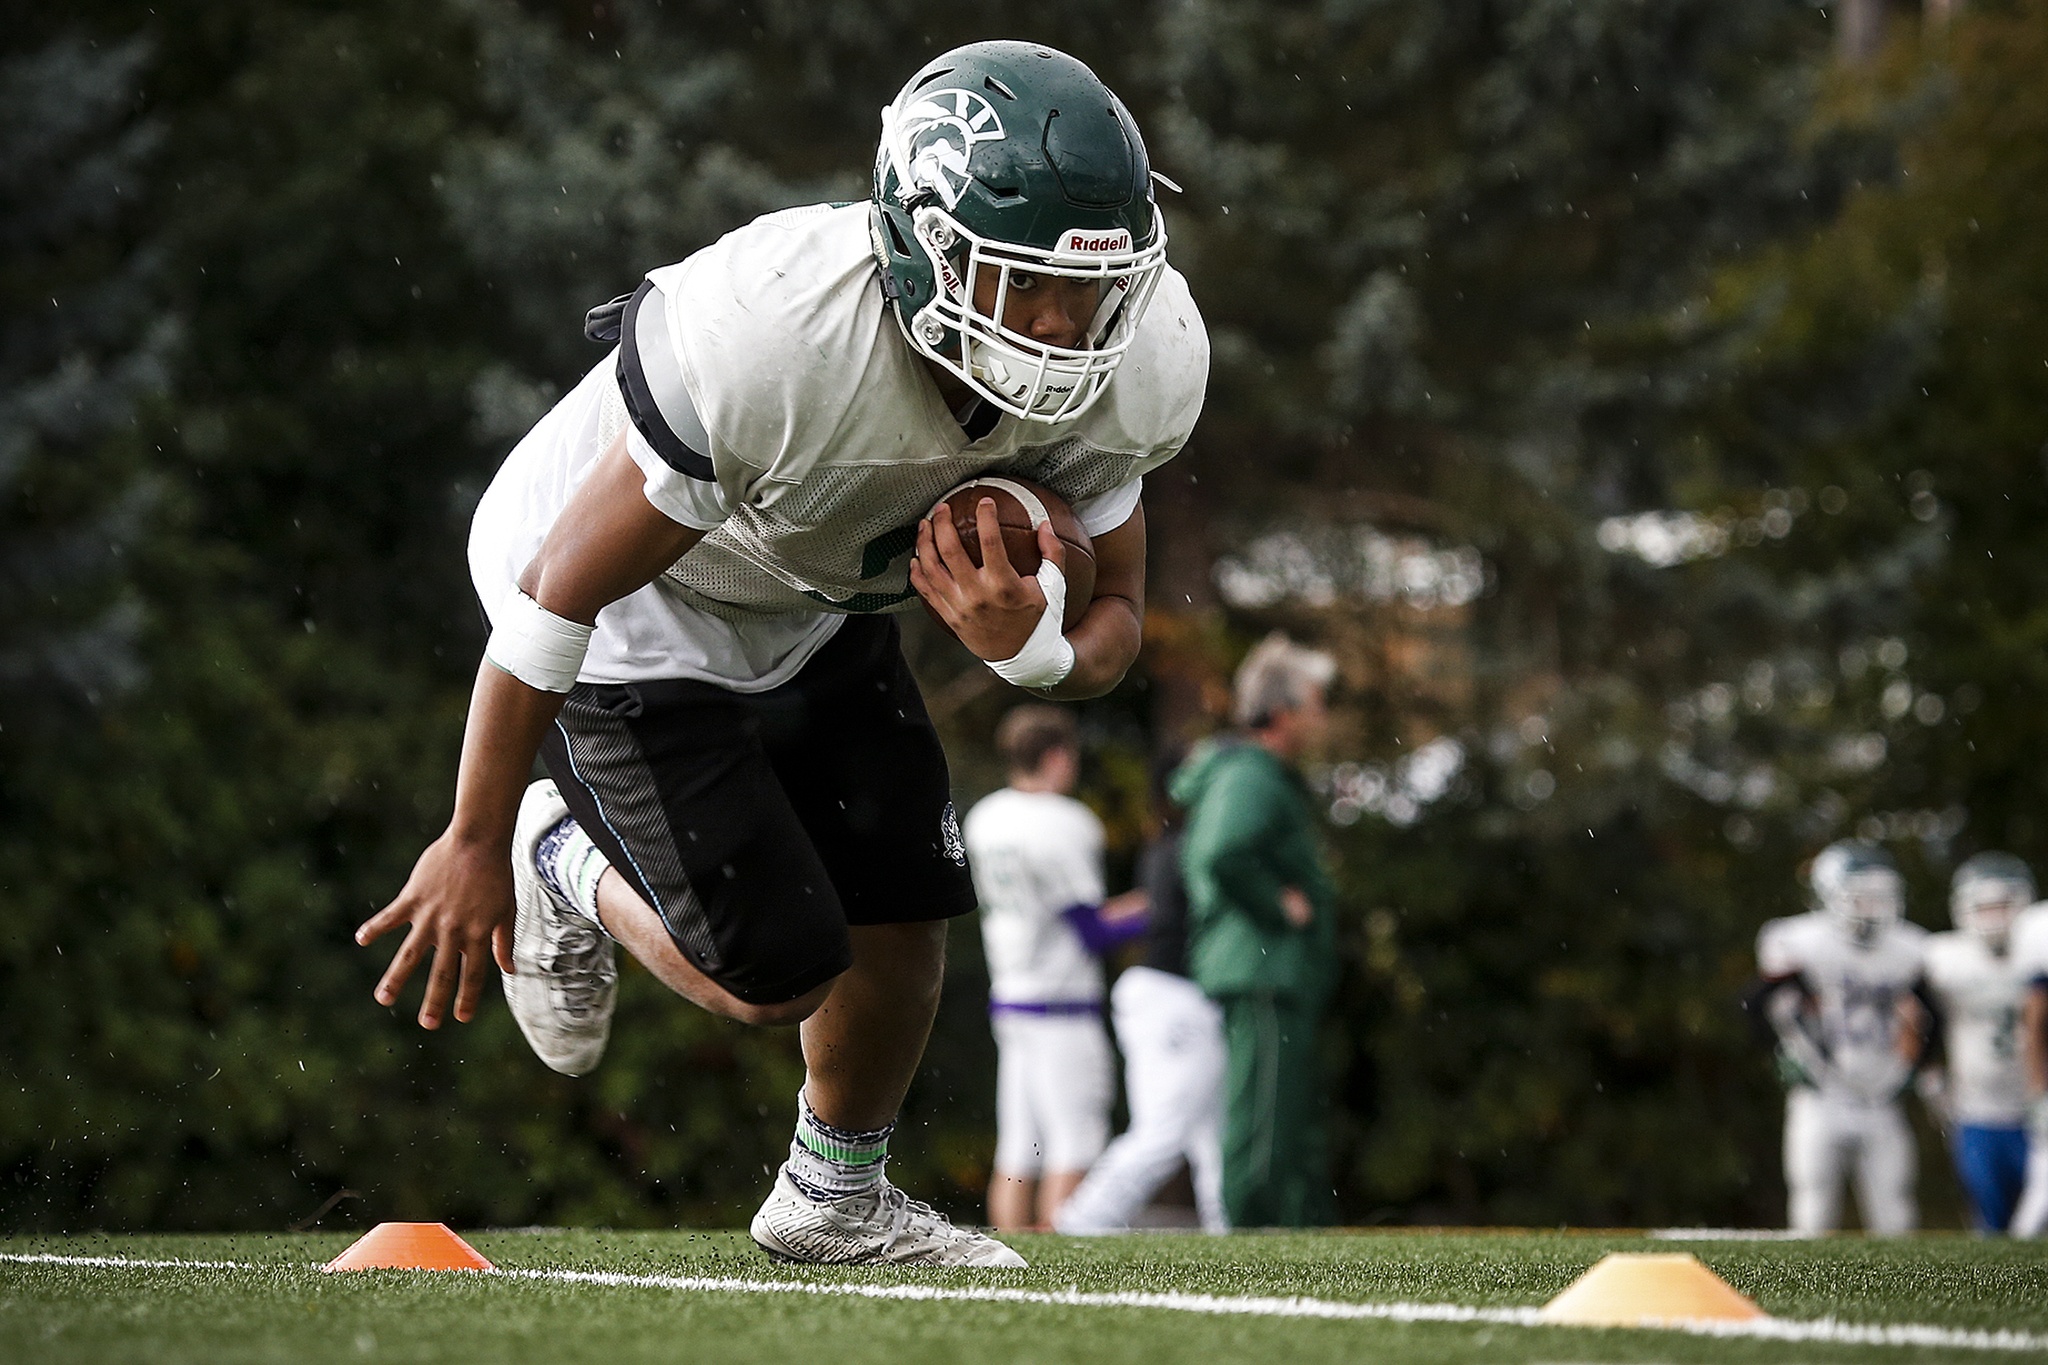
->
xmin=1782 ymin=1088 xmax=1917 ymax=1236
xmin=1054 ymin=966 xmax=1228 ymax=1234
xmin=2012 ymin=1138 xmax=2048 ymax=1238
xmin=991 ymin=1010 xmax=1115 ymax=1177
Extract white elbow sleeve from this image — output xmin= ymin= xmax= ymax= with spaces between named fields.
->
xmin=484 ymin=590 xmax=593 ymax=694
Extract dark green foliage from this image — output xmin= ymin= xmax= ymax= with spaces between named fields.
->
xmin=0 ymin=34 xmax=161 ymax=706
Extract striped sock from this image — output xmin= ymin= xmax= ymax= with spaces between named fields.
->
xmin=785 ymin=1090 xmax=891 ymax=1203
xmin=534 ymin=815 xmax=610 ymax=931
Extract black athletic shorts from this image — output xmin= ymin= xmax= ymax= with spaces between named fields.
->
xmin=539 ymin=616 xmax=976 ymax=1006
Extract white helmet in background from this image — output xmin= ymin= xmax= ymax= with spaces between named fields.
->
xmin=1949 ymin=851 xmax=2034 ymax=954
xmin=1808 ymin=840 xmax=1904 ymax=947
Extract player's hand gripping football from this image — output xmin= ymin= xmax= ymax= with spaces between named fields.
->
xmin=355 ymin=828 xmax=518 ymax=1029
xmin=910 ymin=495 xmax=1065 ymax=662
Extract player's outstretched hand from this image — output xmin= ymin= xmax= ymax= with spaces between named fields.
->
xmin=911 ymin=495 xmax=1064 ymax=662
xmin=355 ymin=831 xmax=517 ymax=1029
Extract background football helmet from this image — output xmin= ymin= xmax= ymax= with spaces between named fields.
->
xmin=1949 ymin=850 xmax=2034 ymax=952
xmin=1808 ymin=840 xmax=1904 ymax=946
xmin=870 ymin=41 xmax=1168 ymax=422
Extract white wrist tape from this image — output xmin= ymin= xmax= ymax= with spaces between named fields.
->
xmin=986 ymin=558 xmax=1076 ymax=690
xmin=484 ymin=590 xmax=593 ymax=694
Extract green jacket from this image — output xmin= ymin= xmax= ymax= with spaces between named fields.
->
xmin=1171 ymin=739 xmax=1337 ymax=1003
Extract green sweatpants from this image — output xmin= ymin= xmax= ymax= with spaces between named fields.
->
xmin=1218 ymin=991 xmax=1335 ymax=1228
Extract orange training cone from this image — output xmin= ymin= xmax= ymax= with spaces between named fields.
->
xmin=1539 ymin=1252 xmax=1765 ymax=1327
xmin=322 ymin=1222 xmax=495 ymax=1272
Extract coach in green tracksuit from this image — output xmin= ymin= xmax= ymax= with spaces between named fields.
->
xmin=1173 ymin=633 xmax=1340 ymax=1228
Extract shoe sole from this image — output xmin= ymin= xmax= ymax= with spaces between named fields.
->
xmin=747 ymin=1233 xmax=809 ymax=1265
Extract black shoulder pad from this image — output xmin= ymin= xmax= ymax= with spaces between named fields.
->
xmin=615 ymin=279 xmax=714 ymax=481
xmin=584 ymin=292 xmax=632 ymax=344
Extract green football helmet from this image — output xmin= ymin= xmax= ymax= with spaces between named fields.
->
xmin=870 ymin=41 xmax=1169 ymax=423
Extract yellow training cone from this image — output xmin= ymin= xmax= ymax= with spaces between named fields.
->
xmin=1540 ymin=1252 xmax=1765 ymax=1327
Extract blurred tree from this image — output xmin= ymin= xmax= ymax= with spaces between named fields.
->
xmin=0 ymin=34 xmax=162 ymax=710
xmin=0 ymin=29 xmax=171 ymax=1225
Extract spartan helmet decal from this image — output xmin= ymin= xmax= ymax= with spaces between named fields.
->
xmin=895 ymin=88 xmax=1006 ymax=209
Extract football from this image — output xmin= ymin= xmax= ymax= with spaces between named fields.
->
xmin=923 ymin=476 xmax=1097 ymax=632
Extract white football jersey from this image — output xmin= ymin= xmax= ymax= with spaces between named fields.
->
xmin=1756 ymin=910 xmax=1928 ymax=1102
xmin=965 ymin=787 xmax=1108 ymax=1006
xmin=1923 ymin=930 xmax=2029 ymax=1126
xmin=2013 ymin=902 xmax=2048 ymax=987
xmin=470 ymin=202 xmax=1208 ymax=688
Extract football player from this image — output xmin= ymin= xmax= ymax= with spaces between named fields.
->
xmin=1751 ymin=840 xmax=1929 ymax=1235
xmin=354 ymin=42 xmax=1207 ymax=1267
xmin=963 ymin=705 xmax=1145 ymax=1230
xmin=2011 ymin=892 xmax=2048 ymax=1236
xmin=1922 ymin=853 xmax=2034 ymax=1231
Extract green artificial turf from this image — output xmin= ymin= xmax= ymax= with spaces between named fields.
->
xmin=2 ymin=1229 xmax=2044 ymax=1365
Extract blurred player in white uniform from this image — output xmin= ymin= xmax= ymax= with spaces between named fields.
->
xmin=1055 ymin=756 xmax=1228 ymax=1235
xmin=1922 ymin=853 xmax=2035 ymax=1232
xmin=2012 ymin=893 xmax=2048 ymax=1236
xmin=1752 ymin=840 xmax=1928 ymax=1235
xmin=965 ymin=706 xmax=1145 ymax=1230
xmin=354 ymin=42 xmax=1206 ymax=1267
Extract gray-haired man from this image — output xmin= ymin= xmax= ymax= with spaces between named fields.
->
xmin=1171 ymin=633 xmax=1340 ymax=1227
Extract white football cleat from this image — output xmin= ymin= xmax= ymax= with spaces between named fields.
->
xmin=503 ymin=779 xmax=617 ymax=1076
xmin=750 ymin=1168 xmax=1027 ymax=1268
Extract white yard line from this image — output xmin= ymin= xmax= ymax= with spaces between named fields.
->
xmin=0 ymin=1252 xmax=249 ymax=1271
xmin=3 ymin=1250 xmax=2045 ymax=1354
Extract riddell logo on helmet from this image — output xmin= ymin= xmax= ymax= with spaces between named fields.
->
xmin=1058 ymin=228 xmax=1132 ymax=255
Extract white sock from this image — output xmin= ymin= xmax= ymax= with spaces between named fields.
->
xmin=785 ymin=1089 xmax=891 ymax=1203
xmin=534 ymin=815 xmax=610 ymax=930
